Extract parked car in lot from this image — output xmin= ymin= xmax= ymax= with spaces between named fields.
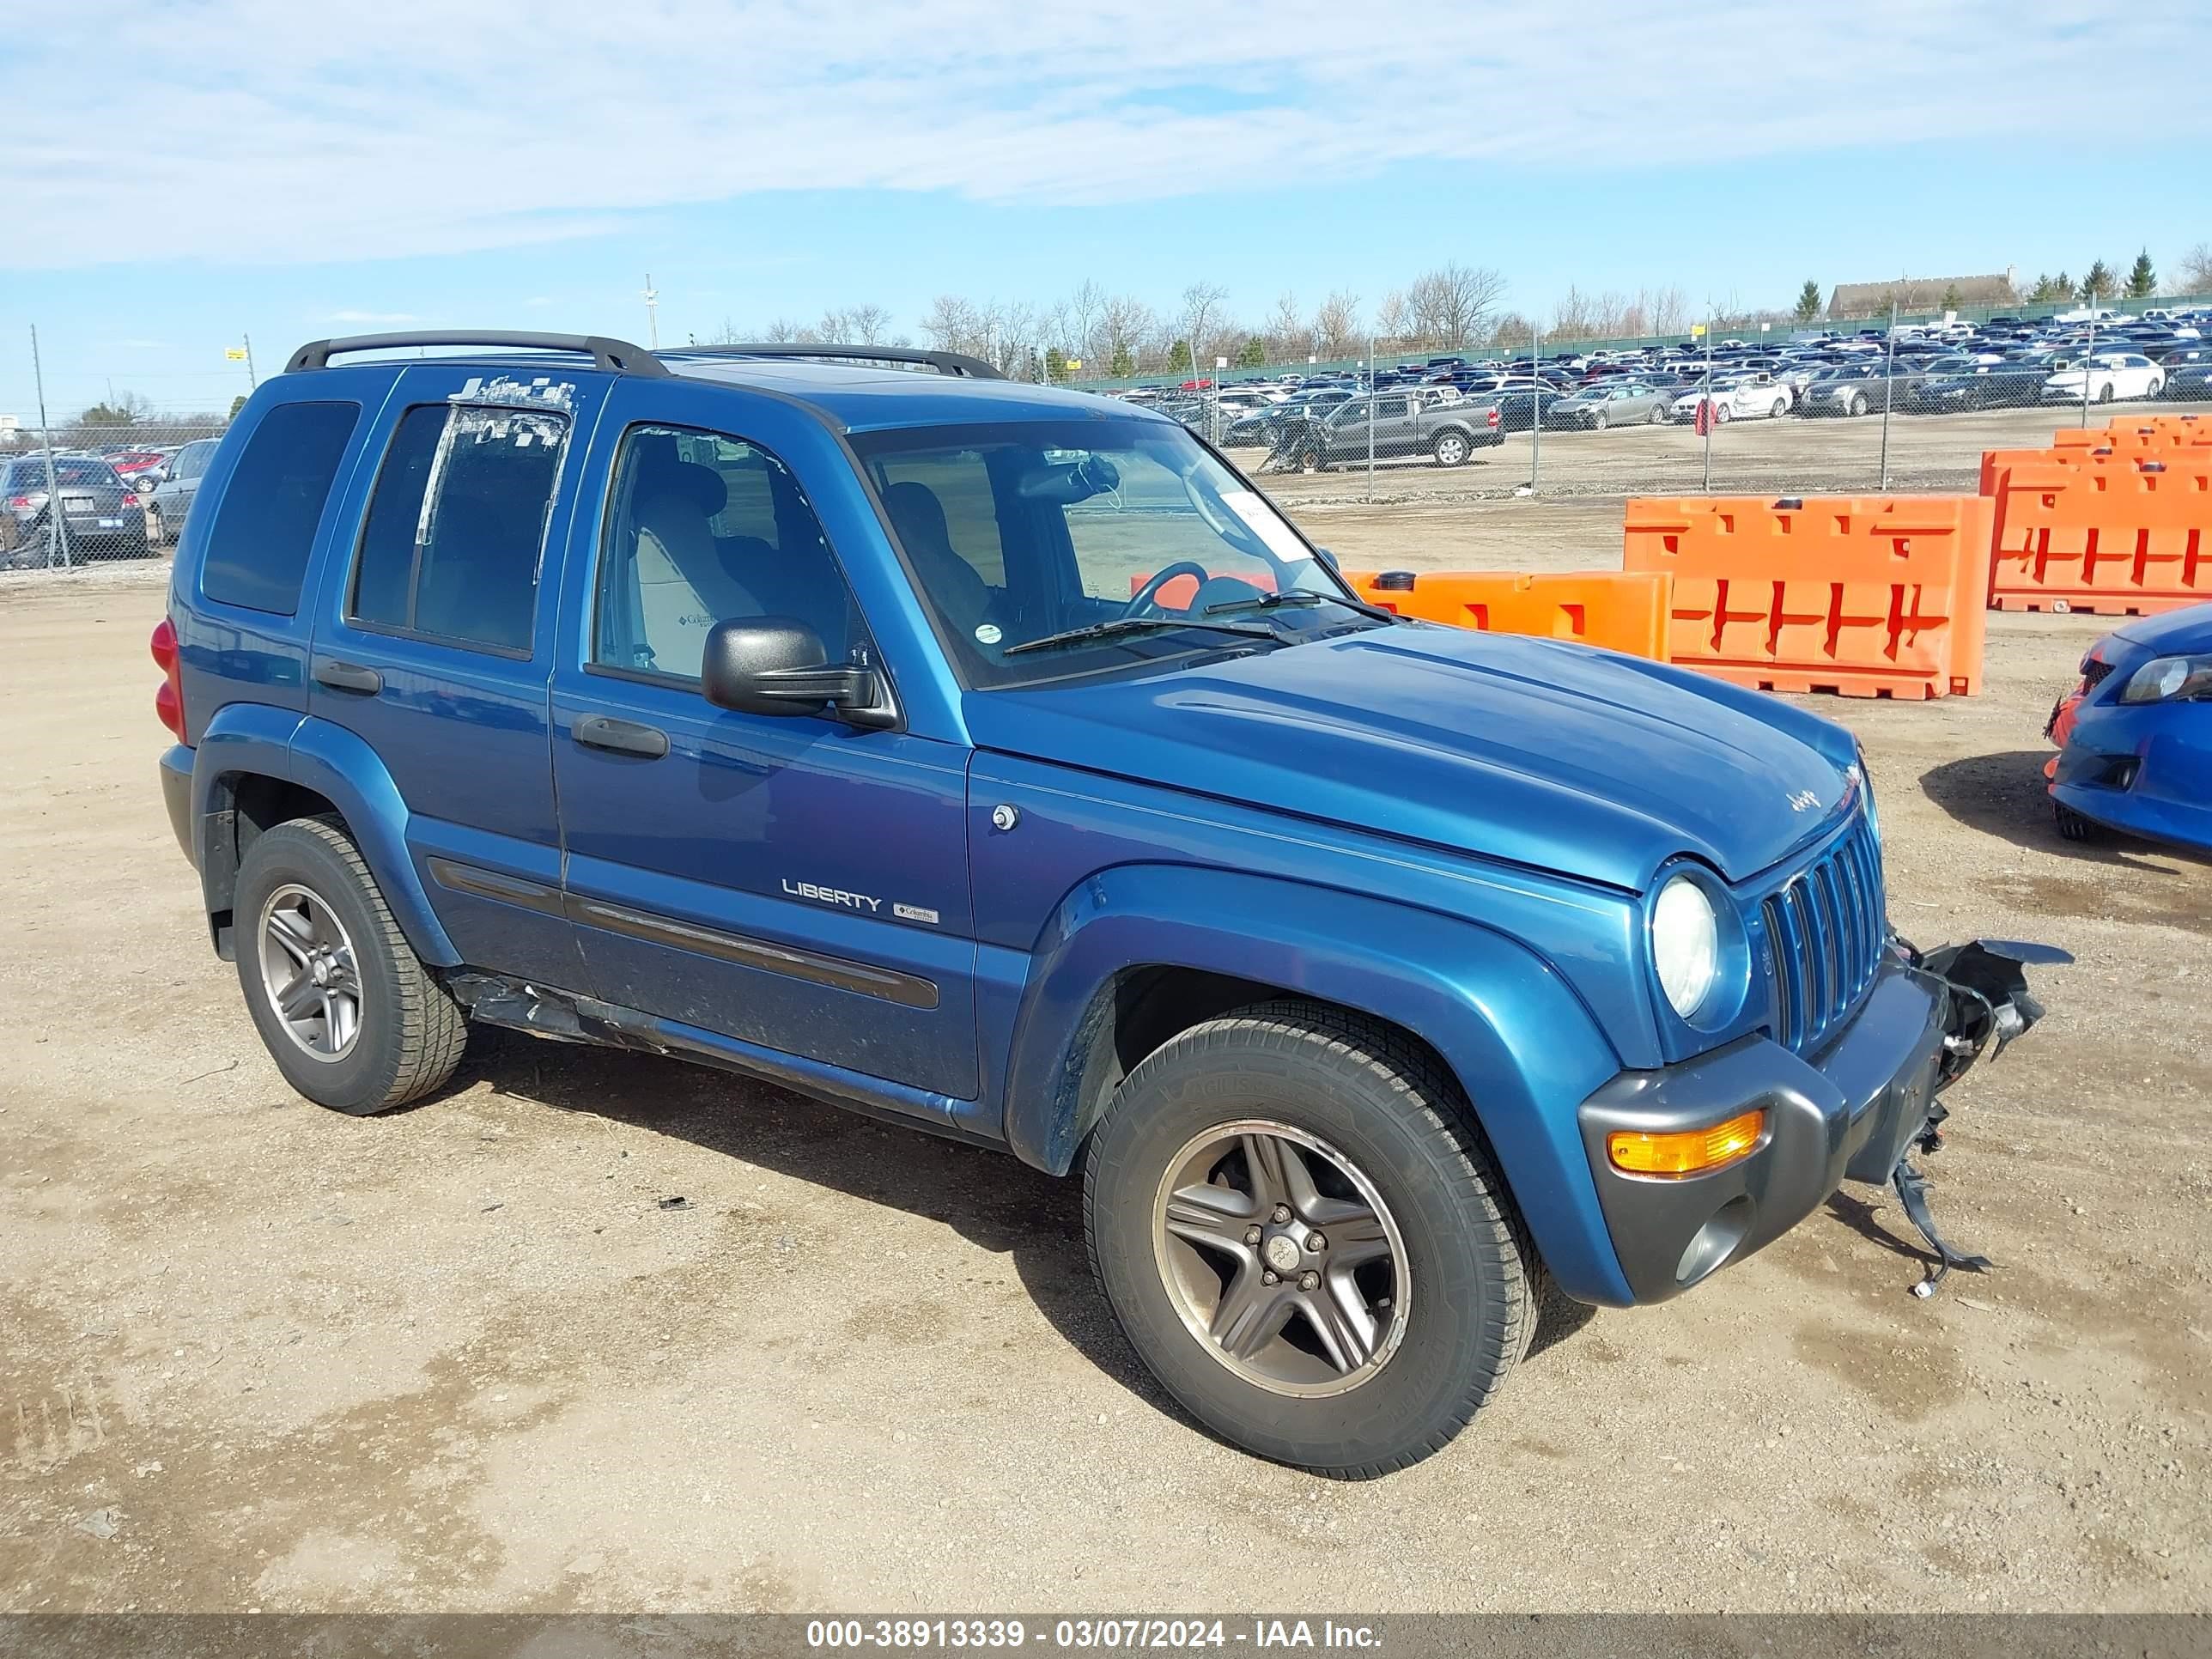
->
xmin=1797 ymin=364 xmax=1928 ymax=417
xmin=147 ymin=436 xmax=222 ymax=544
xmin=150 ymin=329 xmax=2062 ymax=1475
xmin=0 ymin=453 xmax=148 ymax=566
xmin=1541 ymin=382 xmax=1672 ymax=429
xmin=1908 ymin=362 xmax=2044 ymax=413
xmin=2042 ymin=350 xmax=2165 ymax=404
xmin=2162 ymin=362 xmax=2212 ymax=400
xmin=1669 ymin=374 xmax=1794 ymax=423
xmin=2045 ymin=603 xmax=2212 ymax=851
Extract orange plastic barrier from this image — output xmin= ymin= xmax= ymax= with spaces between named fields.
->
xmin=1980 ymin=447 xmax=2063 ymax=500
xmin=1338 ymin=569 xmax=1672 ymax=659
xmin=1621 ymin=496 xmax=1991 ymax=698
xmin=1986 ymin=458 xmax=2212 ymax=615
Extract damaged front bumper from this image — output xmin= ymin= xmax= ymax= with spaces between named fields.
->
xmin=1577 ymin=938 xmax=2067 ymax=1302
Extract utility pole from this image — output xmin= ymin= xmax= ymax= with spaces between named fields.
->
xmin=30 ymin=325 xmax=65 ymax=569
xmin=1879 ymin=291 xmax=1899 ymax=492
xmin=242 ymin=333 xmax=258 ymax=388
xmin=641 ymin=273 xmax=659 ymax=349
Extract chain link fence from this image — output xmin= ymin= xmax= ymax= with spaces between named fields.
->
xmin=1 ymin=418 xmax=228 ymax=571
xmin=1092 ymin=291 xmax=2212 ymax=514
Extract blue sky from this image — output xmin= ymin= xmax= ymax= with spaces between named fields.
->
xmin=4 ymin=1 xmax=2209 ymax=418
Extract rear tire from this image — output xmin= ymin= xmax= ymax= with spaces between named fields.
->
xmin=232 ymin=816 xmax=466 ymax=1115
xmin=1083 ymin=1001 xmax=1533 ymax=1478
xmin=1848 ymin=393 xmax=1868 ymax=417
xmin=1432 ymin=432 xmax=1469 ymax=467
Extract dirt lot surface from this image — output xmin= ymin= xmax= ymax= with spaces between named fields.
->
xmin=3 ymin=477 xmax=2208 ymax=1616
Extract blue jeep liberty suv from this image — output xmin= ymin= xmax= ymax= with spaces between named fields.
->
xmin=154 ymin=332 xmax=2057 ymax=1476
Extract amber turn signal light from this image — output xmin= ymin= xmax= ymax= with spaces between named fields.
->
xmin=1607 ymin=1108 xmax=1765 ymax=1177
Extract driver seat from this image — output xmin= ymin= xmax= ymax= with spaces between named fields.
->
xmin=883 ymin=482 xmax=994 ymax=639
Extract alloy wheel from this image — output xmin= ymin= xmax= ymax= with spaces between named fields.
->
xmin=256 ymin=883 xmax=364 ymax=1060
xmin=1152 ymin=1120 xmax=1409 ymax=1397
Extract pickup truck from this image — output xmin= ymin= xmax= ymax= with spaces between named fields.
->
xmin=1270 ymin=386 xmax=1502 ymax=471
xmin=153 ymin=331 xmax=2057 ymax=1478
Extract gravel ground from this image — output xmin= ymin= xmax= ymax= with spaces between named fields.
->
xmin=1 ymin=469 xmax=2207 ymax=1617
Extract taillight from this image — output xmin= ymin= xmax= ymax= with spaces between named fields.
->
xmin=121 ymin=493 xmax=140 ymax=508
xmin=1487 ymin=408 xmax=1500 ymax=427
xmin=151 ymin=618 xmax=186 ymax=741
xmin=6 ymin=495 xmax=31 ymax=507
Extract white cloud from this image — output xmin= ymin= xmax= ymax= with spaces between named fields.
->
xmin=3 ymin=1 xmax=2204 ymax=269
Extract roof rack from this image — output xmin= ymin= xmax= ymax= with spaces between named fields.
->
xmin=678 ymin=343 xmax=1006 ymax=381
xmin=284 ymin=331 xmax=669 ymax=377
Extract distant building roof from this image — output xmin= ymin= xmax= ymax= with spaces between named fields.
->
xmin=1828 ymin=276 xmax=2016 ymax=318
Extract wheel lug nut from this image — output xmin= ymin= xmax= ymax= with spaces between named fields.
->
xmin=1261 ymin=1270 xmax=1279 ymax=1285
xmin=1306 ymin=1233 xmax=1326 ymax=1252
xmin=1243 ymin=1226 xmax=1263 ymax=1246
xmin=1298 ymin=1271 xmax=1319 ymax=1292
xmin=1271 ymin=1205 xmax=1291 ymax=1224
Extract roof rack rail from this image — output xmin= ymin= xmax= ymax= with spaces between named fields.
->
xmin=678 ymin=343 xmax=1006 ymax=381
xmin=284 ymin=331 xmax=669 ymax=377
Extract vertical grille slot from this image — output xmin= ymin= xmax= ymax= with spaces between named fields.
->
xmin=1761 ymin=816 xmax=1887 ymax=1054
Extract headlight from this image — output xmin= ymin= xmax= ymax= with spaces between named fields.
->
xmin=1651 ymin=875 xmax=1720 ymax=1018
xmin=2120 ymin=654 xmax=2212 ymax=704
xmin=1851 ymin=751 xmax=1881 ymax=846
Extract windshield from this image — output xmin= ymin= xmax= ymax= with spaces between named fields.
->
xmin=851 ymin=419 xmax=1383 ymax=690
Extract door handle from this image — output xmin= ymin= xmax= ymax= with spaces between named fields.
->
xmin=315 ymin=660 xmax=383 ymax=696
xmin=573 ymin=714 xmax=669 ymax=759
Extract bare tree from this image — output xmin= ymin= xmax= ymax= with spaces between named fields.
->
xmin=1373 ymin=289 xmax=1410 ymax=346
xmin=1065 ymin=280 xmax=1107 ymax=368
xmin=1264 ymin=292 xmax=1310 ymax=362
xmin=827 ymin=303 xmax=891 ymax=344
xmin=1649 ymin=285 xmax=1692 ymax=337
xmin=759 ymin=318 xmax=804 ymax=343
xmin=1310 ymin=289 xmax=1363 ymax=358
xmin=1180 ymin=282 xmax=1229 ymax=374
xmin=2178 ymin=242 xmax=2212 ymax=295
xmin=1098 ymin=294 xmax=1156 ymax=375
xmin=1405 ymin=263 xmax=1506 ymax=349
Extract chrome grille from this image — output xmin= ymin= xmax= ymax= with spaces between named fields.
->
xmin=1762 ymin=814 xmax=1887 ymax=1054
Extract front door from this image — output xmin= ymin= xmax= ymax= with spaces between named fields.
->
xmin=549 ymin=382 xmax=978 ymax=1102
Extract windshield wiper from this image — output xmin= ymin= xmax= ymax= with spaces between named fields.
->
xmin=1000 ymin=615 xmax=1284 ymax=658
xmin=1204 ymin=589 xmax=1401 ymax=624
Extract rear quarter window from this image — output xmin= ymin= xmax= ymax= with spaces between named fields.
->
xmin=199 ymin=402 xmax=362 ymax=615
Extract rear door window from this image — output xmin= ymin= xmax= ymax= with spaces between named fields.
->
xmin=199 ymin=401 xmax=360 ymax=615
xmin=348 ymin=400 xmax=568 ymax=653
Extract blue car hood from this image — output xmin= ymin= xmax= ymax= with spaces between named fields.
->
xmin=963 ymin=624 xmax=1854 ymax=891
xmin=2112 ymin=601 xmax=2212 ymax=656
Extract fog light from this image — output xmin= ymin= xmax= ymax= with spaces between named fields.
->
xmin=1607 ymin=1108 xmax=1766 ymax=1176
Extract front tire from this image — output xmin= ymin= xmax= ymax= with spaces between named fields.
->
xmin=1848 ymin=393 xmax=1868 ymax=417
xmin=1083 ymin=1002 xmax=1534 ymax=1478
xmin=233 ymin=816 xmax=466 ymax=1115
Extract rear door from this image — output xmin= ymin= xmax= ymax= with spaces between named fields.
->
xmin=307 ymin=364 xmax=609 ymax=988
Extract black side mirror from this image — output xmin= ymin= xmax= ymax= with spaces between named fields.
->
xmin=700 ymin=617 xmax=895 ymax=729
xmin=1314 ymin=547 xmax=1340 ymax=571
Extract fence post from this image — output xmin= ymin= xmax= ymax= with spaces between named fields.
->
xmin=30 ymin=325 xmax=66 ymax=570
xmin=1366 ymin=336 xmax=1376 ymax=505
xmin=1529 ymin=324 xmax=1542 ymax=495
xmin=1879 ymin=293 xmax=1898 ymax=491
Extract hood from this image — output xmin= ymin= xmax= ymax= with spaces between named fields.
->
xmin=2112 ymin=601 xmax=2212 ymax=655
xmin=963 ymin=625 xmax=1857 ymax=892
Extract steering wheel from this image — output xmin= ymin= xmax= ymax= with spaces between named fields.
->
xmin=1125 ymin=560 xmax=1213 ymax=617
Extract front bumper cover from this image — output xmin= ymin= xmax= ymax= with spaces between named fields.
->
xmin=1577 ymin=938 xmax=2065 ymax=1303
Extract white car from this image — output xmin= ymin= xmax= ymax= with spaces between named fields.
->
xmin=1669 ymin=373 xmax=1795 ymax=423
xmin=2042 ymin=351 xmax=2165 ymax=404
